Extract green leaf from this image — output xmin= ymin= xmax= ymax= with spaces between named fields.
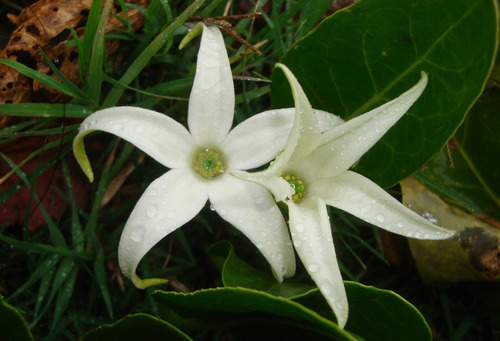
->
xmin=271 ymin=0 xmax=498 ymax=188
xmin=454 ymin=90 xmax=500 ymax=208
xmin=207 ymin=240 xmax=314 ymax=298
xmin=82 ymin=313 xmax=192 ymax=341
xmin=207 ymin=240 xmax=431 ymax=340
xmin=153 ymin=287 xmax=358 ymax=341
xmin=0 ymin=296 xmax=34 ymax=341
xmin=416 ymin=146 xmax=500 ymax=221
xmin=294 ymin=283 xmax=432 ymax=341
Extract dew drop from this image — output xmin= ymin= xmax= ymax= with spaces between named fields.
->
xmin=321 ymin=281 xmax=334 ymax=294
xmin=295 ymin=224 xmax=306 ymax=233
xmin=208 ymin=33 xmax=215 ymax=39
xmin=256 ymin=243 xmax=263 ymax=249
xmin=271 ymin=110 xmax=276 ymax=115
xmin=130 ymin=226 xmax=145 ymax=242
xmin=376 ymin=214 xmax=385 ymax=223
xmin=308 ymin=263 xmax=320 ymax=273
xmin=397 ymin=221 xmax=404 ymax=228
xmin=209 ymin=204 xmax=216 ymax=211
xmin=255 ymin=196 xmax=264 ymax=205
xmin=293 ymin=239 xmax=302 ymax=248
xmin=112 ymin=123 xmax=123 ymax=131
xmin=146 ymin=204 xmax=158 ymax=218
xmin=415 ymin=232 xmax=421 ymax=238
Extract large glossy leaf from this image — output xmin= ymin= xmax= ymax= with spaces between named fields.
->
xmin=207 ymin=240 xmax=314 ymax=298
xmin=454 ymin=90 xmax=500 ymax=213
xmin=207 ymin=240 xmax=432 ymax=341
xmin=416 ymin=143 xmax=500 ymax=221
xmin=154 ymin=287 xmax=358 ymax=341
xmin=271 ymin=0 xmax=498 ymax=188
xmin=82 ymin=313 xmax=192 ymax=341
xmin=0 ymin=296 xmax=34 ymax=341
xmin=293 ymin=284 xmax=432 ymax=341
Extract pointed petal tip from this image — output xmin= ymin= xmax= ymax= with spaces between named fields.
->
xmin=132 ymin=273 xmax=168 ymax=289
xmin=179 ymin=22 xmax=204 ymax=50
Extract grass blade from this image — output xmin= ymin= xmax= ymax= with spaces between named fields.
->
xmin=0 ymin=59 xmax=86 ymax=100
xmin=103 ymin=0 xmax=207 ymax=107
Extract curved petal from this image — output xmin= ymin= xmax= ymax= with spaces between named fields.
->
xmin=74 ymin=107 xmax=194 ymax=181
xmin=209 ymin=175 xmax=296 ymax=281
xmin=315 ymin=109 xmax=345 ymax=132
xmin=222 ymin=108 xmax=294 ymax=170
xmin=275 ymin=64 xmax=322 ymax=170
xmin=288 ymin=198 xmax=348 ymax=328
xmin=222 ymin=109 xmax=344 ymax=171
xmin=188 ymin=24 xmax=234 ymax=146
xmin=118 ymin=169 xmax=208 ymax=288
xmin=311 ymin=171 xmax=455 ymax=239
xmin=231 ymin=169 xmax=294 ymax=203
xmin=297 ymin=72 xmax=428 ymax=180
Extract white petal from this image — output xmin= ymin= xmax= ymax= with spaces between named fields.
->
xmin=288 ymin=198 xmax=348 ymax=328
xmin=315 ymin=109 xmax=345 ymax=132
xmin=311 ymin=171 xmax=455 ymax=239
xmin=275 ymin=64 xmax=322 ymax=170
xmin=298 ymin=72 xmax=428 ymax=180
xmin=209 ymin=175 xmax=296 ymax=281
xmin=231 ymin=169 xmax=294 ymax=202
xmin=74 ymin=107 xmax=194 ymax=181
xmin=118 ymin=169 xmax=208 ymax=288
xmin=188 ymin=24 xmax=234 ymax=145
xmin=222 ymin=109 xmax=295 ymax=170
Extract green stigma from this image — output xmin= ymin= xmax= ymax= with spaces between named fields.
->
xmin=194 ymin=148 xmax=225 ymax=179
xmin=283 ymin=175 xmax=305 ymax=202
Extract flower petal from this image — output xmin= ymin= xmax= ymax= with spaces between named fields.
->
xmin=315 ymin=109 xmax=345 ymax=132
xmin=188 ymin=24 xmax=234 ymax=146
xmin=288 ymin=198 xmax=348 ymax=328
xmin=118 ymin=169 xmax=208 ymax=288
xmin=222 ymin=108 xmax=294 ymax=170
xmin=297 ymin=72 xmax=428 ymax=180
xmin=209 ymin=175 xmax=296 ymax=281
xmin=311 ymin=170 xmax=455 ymax=239
xmin=73 ymin=107 xmax=194 ymax=181
xmin=275 ymin=64 xmax=322 ymax=170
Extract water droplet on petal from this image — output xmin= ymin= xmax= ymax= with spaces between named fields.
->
xmin=308 ymin=263 xmax=320 ymax=273
xmin=255 ymin=196 xmax=264 ymax=205
xmin=146 ymin=204 xmax=158 ymax=218
xmin=376 ymin=214 xmax=385 ymax=223
xmin=135 ymin=125 xmax=145 ymax=134
xmin=256 ymin=243 xmax=263 ymax=249
xmin=209 ymin=204 xmax=215 ymax=211
xmin=112 ymin=123 xmax=123 ymax=131
xmin=130 ymin=226 xmax=145 ymax=242
xmin=321 ymin=281 xmax=334 ymax=294
xmin=295 ymin=224 xmax=306 ymax=233
xmin=293 ymin=239 xmax=302 ymax=248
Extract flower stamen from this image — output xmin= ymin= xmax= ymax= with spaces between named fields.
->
xmin=194 ymin=148 xmax=225 ymax=178
xmin=283 ymin=175 xmax=305 ymax=202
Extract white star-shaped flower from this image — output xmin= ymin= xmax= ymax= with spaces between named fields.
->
xmin=73 ymin=25 xmax=343 ymax=288
xmin=235 ymin=64 xmax=455 ymax=328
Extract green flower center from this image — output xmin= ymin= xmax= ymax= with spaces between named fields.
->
xmin=283 ymin=175 xmax=305 ymax=202
xmin=193 ymin=148 xmax=225 ymax=179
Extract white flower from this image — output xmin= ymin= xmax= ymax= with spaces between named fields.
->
xmin=73 ymin=25 xmax=343 ymax=289
xmin=234 ymin=64 xmax=455 ymax=328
